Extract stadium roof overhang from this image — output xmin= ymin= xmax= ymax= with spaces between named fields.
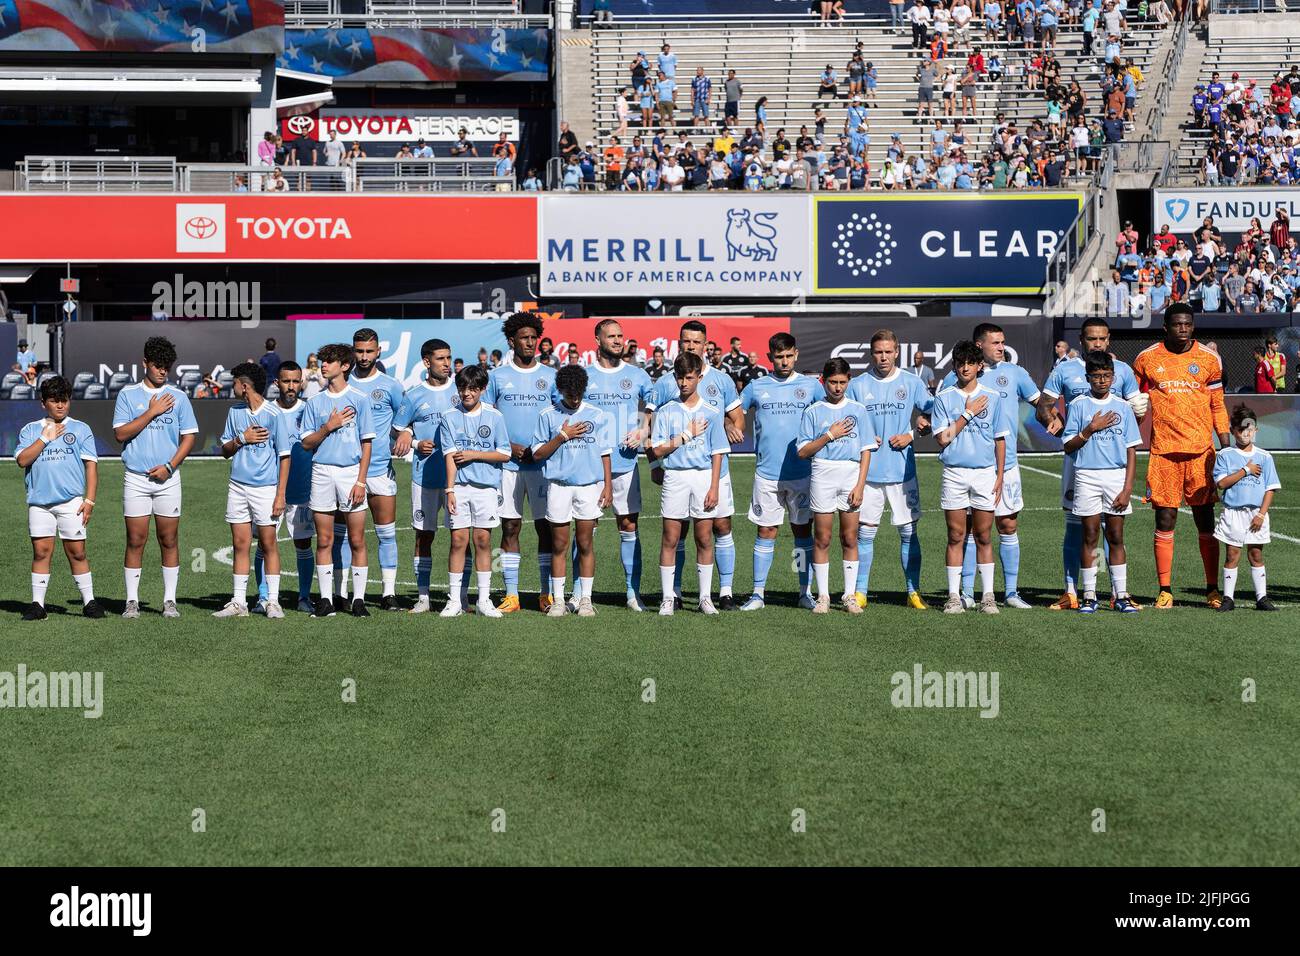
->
xmin=275 ymin=67 xmax=333 ymax=117
xmin=0 ymin=66 xmax=263 ymax=105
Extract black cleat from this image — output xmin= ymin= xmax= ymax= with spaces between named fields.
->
xmin=82 ymin=599 xmax=105 ymax=619
xmin=1217 ymin=596 xmax=1235 ymax=612
xmin=673 ymin=596 xmax=683 ymax=611
xmin=350 ymin=599 xmax=370 ymax=617
xmin=22 ymin=602 xmax=47 ymax=621
xmin=333 ymin=595 xmax=348 ymax=614
xmin=312 ymin=598 xmax=337 ymax=618
xmin=1256 ymin=596 xmax=1278 ymax=611
xmin=379 ymin=594 xmax=402 ymax=611
xmin=717 ymin=594 xmax=736 ymax=611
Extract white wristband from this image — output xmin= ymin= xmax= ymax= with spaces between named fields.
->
xmin=962 ymin=410 xmax=974 ymax=423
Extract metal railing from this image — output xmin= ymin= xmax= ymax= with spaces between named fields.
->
xmin=1043 ymin=181 xmax=1106 ymax=309
xmin=1209 ymin=0 xmax=1300 ymax=12
xmin=182 ymin=164 xmax=354 ymax=192
xmin=290 ymin=11 xmax=550 ymax=28
xmin=353 ymin=157 xmax=513 ymax=190
xmin=16 ymin=156 xmax=177 ymax=192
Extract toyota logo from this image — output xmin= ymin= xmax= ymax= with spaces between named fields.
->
xmin=184 ymin=216 xmax=219 ymax=240
xmin=287 ymin=115 xmax=314 ymax=136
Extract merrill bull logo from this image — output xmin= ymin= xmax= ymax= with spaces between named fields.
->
xmin=724 ymin=209 xmax=779 ymax=262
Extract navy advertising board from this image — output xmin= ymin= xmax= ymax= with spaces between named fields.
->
xmin=813 ymin=193 xmax=1083 ymax=296
xmin=540 ymin=194 xmax=811 ymax=298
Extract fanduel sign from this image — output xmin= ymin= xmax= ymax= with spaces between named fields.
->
xmin=1153 ymin=187 xmax=1300 ymax=236
xmin=813 ymin=194 xmax=1083 ymax=295
xmin=540 ymin=194 xmax=811 ymax=297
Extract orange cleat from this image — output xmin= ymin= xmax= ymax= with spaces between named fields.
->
xmin=496 ymin=594 xmax=521 ymax=613
xmin=1048 ymin=592 xmax=1079 ymax=611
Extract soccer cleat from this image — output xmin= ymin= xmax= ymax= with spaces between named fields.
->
xmin=566 ymin=597 xmax=580 ymax=615
xmin=297 ymin=597 xmax=316 ymax=614
xmin=264 ymin=602 xmax=284 ymax=620
xmin=82 ymin=599 xmax=105 ymax=619
xmin=739 ymin=595 xmax=766 ymax=612
xmin=658 ymin=597 xmax=675 ymax=616
xmin=408 ymin=597 xmax=431 ymax=615
xmin=497 ymin=594 xmax=521 ymax=614
xmin=1112 ymin=597 xmax=1141 ymax=613
xmin=961 ymin=594 xmax=976 ymax=610
xmin=1205 ymin=588 xmax=1223 ymax=610
xmin=812 ymin=594 xmax=831 ymax=614
xmin=907 ymin=591 xmax=929 ymax=610
xmin=980 ymin=595 xmax=1000 ymax=615
xmin=717 ymin=594 xmax=736 ymax=611
xmin=698 ymin=597 xmax=719 ymax=615
xmin=439 ymin=602 xmax=464 ymax=618
xmin=577 ymin=597 xmax=597 ymax=618
xmin=1217 ymin=596 xmax=1235 ymax=612
xmin=797 ymin=593 xmax=816 ymax=610
xmin=854 ymin=591 xmax=869 ymax=609
xmin=538 ymin=594 xmax=553 ymax=613
xmin=674 ymin=596 xmax=684 ymax=611
xmin=22 ymin=602 xmax=47 ymax=622
xmin=943 ymin=595 xmax=964 ymax=614
xmin=311 ymin=598 xmax=337 ymax=618
xmin=477 ymin=601 xmax=503 ymax=619
xmin=379 ymin=595 xmax=402 ymax=611
xmin=1256 ymin=596 xmax=1277 ymax=611
xmin=1078 ymin=597 xmax=1099 ymax=614
xmin=1004 ymin=594 xmax=1033 ymax=610
xmin=1154 ymin=590 xmax=1175 ymax=609
xmin=212 ymin=601 xmax=249 ymax=619
xmin=1048 ymin=592 xmax=1079 ymax=611
xmin=250 ymin=600 xmax=267 ymax=615
xmin=333 ymin=595 xmax=348 ymax=615
xmin=350 ymin=599 xmax=370 ymax=617
xmin=626 ymin=594 xmax=647 ymax=612
xmin=842 ymin=595 xmax=863 ymax=615
xmin=162 ymin=601 xmax=181 ymax=619
xmin=546 ymin=600 xmax=567 ymax=618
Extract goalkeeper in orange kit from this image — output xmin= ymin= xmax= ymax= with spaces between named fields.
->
xmin=1131 ymin=303 xmax=1231 ymax=608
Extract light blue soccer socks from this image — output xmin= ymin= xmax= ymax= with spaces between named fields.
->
xmin=855 ymin=524 xmax=878 ymax=595
xmin=715 ymin=533 xmax=736 ymax=597
xmin=751 ymin=537 xmax=776 ymax=596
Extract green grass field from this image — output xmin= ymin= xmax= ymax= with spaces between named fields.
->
xmin=3 ymin=455 xmax=1298 ymax=866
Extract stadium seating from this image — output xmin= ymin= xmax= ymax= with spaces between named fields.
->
xmin=179 ymin=371 xmax=203 ymax=396
xmin=82 ymin=384 xmax=108 ymax=400
xmin=9 ymin=384 xmax=35 ymax=400
xmin=71 ymin=372 xmax=95 ymax=400
xmin=106 ymin=372 xmax=133 ymax=398
xmin=0 ymin=372 xmax=25 ymax=400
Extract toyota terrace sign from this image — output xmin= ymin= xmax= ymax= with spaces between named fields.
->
xmin=281 ymin=108 xmax=521 ymax=143
xmin=540 ymin=194 xmax=811 ymax=297
xmin=0 ymin=194 xmax=537 ymax=263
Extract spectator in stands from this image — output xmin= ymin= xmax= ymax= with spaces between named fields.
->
xmin=1223 ymin=262 xmax=1245 ymax=313
xmin=603 ymin=136 xmax=625 ymax=189
xmin=951 ymin=1 xmax=974 ymax=51
xmin=655 ymin=71 xmax=677 ymax=126
xmin=630 ymin=51 xmax=650 ymax=97
xmin=658 ymin=43 xmax=677 ymax=80
xmin=522 ymin=168 xmax=542 ymax=191
xmin=558 ymin=121 xmax=579 ymax=164
xmin=258 ymin=131 xmax=276 ymax=167
xmin=960 ymin=62 xmax=979 ymax=119
xmin=562 ymin=155 xmax=582 ymax=191
xmin=724 ymin=70 xmax=743 ymax=128
xmin=344 ymin=142 xmax=366 ymax=167
xmin=592 ymin=0 xmax=612 ymax=24
xmin=448 ymin=129 xmax=476 ymax=159
xmin=1238 ymin=280 xmax=1261 ymax=314
xmin=14 ymin=339 xmax=36 ymax=374
xmin=908 ymin=0 xmax=931 ymax=53
xmin=267 ymin=167 xmax=289 ymax=192
xmin=1104 ymin=269 xmax=1130 ymax=317
xmin=320 ymin=131 xmax=344 ymax=167
xmin=194 ymin=374 xmax=221 ymax=399
xmin=273 ymin=134 xmax=288 ymax=166
xmin=1102 ymin=108 xmax=1125 ymax=160
xmin=615 ymin=87 xmax=631 ymax=138
xmin=638 ymin=82 xmax=655 ymax=128
xmin=1269 ymin=209 xmax=1292 ymax=258
xmin=1199 ymin=273 xmax=1222 ymax=313
xmin=915 ymin=58 xmax=938 ymax=118
xmin=691 ymin=68 xmax=712 ymax=128
xmin=662 ymin=152 xmax=686 ymax=191
xmin=493 ymin=133 xmax=517 ymax=167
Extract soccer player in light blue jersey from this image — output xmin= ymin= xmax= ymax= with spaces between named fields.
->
xmin=646 ymin=320 xmax=745 ymax=609
xmin=1061 ymin=352 xmax=1141 ymax=614
xmin=113 ymin=336 xmax=198 ymax=619
xmin=394 ymin=338 xmax=460 ymax=614
xmin=344 ymin=328 xmax=409 ymax=611
xmin=580 ymin=320 xmax=654 ymax=611
xmin=737 ymin=332 xmax=823 ymax=611
xmin=438 ymin=364 xmax=513 ymax=618
xmin=16 ymin=376 xmax=103 ymax=621
xmin=533 ymin=365 xmax=614 ymax=618
xmin=650 ymin=352 xmax=731 ymax=616
xmin=213 ymin=362 xmax=292 ymax=620
xmin=797 ymin=358 xmax=874 ymax=614
xmin=1038 ymin=318 xmax=1146 ymax=611
xmin=846 ymin=329 xmax=934 ymax=609
xmin=933 ymin=340 xmax=1012 ymax=615
xmin=486 ymin=312 xmax=558 ymax=613
xmin=300 ymin=343 xmax=375 ymax=618
xmin=938 ymin=323 xmax=1039 ymax=610
xmin=1212 ymin=404 xmax=1281 ymax=612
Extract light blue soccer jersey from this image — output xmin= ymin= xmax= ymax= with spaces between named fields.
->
xmin=112 ymin=382 xmax=199 ymax=475
xmin=350 ymin=369 xmax=406 ymax=478
xmin=847 ymin=368 xmax=934 ymax=484
xmin=16 ymin=417 xmax=97 ymax=507
xmin=395 ymin=379 xmax=459 ymax=490
xmin=438 ymin=404 xmax=511 ymax=489
xmin=1042 ymin=356 xmax=1139 ymax=403
xmin=931 ymin=384 xmax=1012 ymax=469
xmin=650 ymin=366 xmax=740 ymax=476
xmin=940 ymin=361 xmax=1038 ymax=469
xmin=532 ymin=401 xmax=614 ymax=487
xmin=1214 ymin=446 xmax=1281 ymax=509
xmin=221 ymin=401 xmax=292 ymax=487
xmin=582 ymin=361 xmax=654 ymax=476
xmin=300 ymin=386 xmax=376 ymax=468
xmin=651 ymin=398 xmax=729 ymax=471
xmin=275 ymin=400 xmax=313 ymax=506
xmin=1062 ymin=393 xmax=1141 ymax=471
xmin=739 ymin=372 xmax=824 ymax=481
xmin=797 ymin=399 xmax=877 ymax=463
xmin=486 ymin=360 xmax=558 ymax=472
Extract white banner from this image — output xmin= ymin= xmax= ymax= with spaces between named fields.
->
xmin=282 ymin=108 xmax=520 ymax=144
xmin=1153 ymin=187 xmax=1300 ymax=236
xmin=540 ymin=194 xmax=812 ymax=298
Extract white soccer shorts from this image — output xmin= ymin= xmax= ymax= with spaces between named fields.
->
xmin=747 ymin=475 xmax=812 ymax=527
xmin=366 ymin=466 xmax=397 ymax=498
xmin=940 ymin=465 xmax=998 ymax=512
xmin=310 ymin=462 xmax=365 ymax=513
xmin=225 ymin=480 xmax=277 ymax=527
xmin=810 ymin=459 xmax=862 ymax=514
xmin=28 ymin=498 xmax=86 ymax=541
xmin=861 ymin=476 xmax=922 ymax=526
xmin=123 ymin=469 xmax=182 ymax=519
xmin=279 ymin=502 xmax=315 ymax=540
xmin=446 ymin=484 xmax=503 ymax=530
xmin=994 ymin=464 xmax=1024 ymax=517
xmin=1214 ymin=505 xmax=1271 ymax=547
xmin=546 ymin=482 xmax=605 ymax=524
xmin=1072 ymin=468 xmax=1133 ymax=518
xmin=661 ymin=468 xmax=734 ymax=520
xmin=411 ymin=483 xmax=446 ymax=532
xmin=500 ymin=467 xmax=548 ymax=520
xmin=611 ymin=468 xmax=642 ymax=516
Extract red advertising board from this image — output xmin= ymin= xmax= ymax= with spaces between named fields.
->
xmin=0 ymin=194 xmax=537 ymax=263
xmin=544 ymin=317 xmax=790 ymax=365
